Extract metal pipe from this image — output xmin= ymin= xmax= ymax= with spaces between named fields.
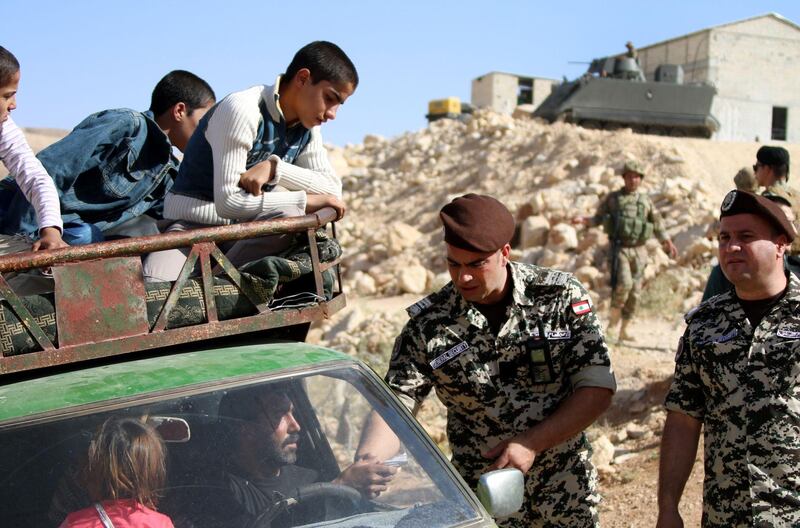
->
xmin=0 ymin=208 xmax=338 ymax=272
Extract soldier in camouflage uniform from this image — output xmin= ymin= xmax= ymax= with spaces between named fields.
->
xmin=658 ymin=190 xmax=800 ymax=528
xmin=358 ymin=194 xmax=616 ymax=527
xmin=575 ymin=160 xmax=677 ymax=340
xmin=754 ymin=145 xmax=800 ymax=255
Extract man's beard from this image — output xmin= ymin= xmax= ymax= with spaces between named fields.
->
xmin=261 ymin=433 xmax=300 ymax=466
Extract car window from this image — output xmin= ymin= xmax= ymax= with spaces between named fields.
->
xmin=0 ymin=367 xmax=481 ymax=528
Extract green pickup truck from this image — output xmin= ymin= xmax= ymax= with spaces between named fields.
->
xmin=0 ymin=209 xmax=521 ymax=528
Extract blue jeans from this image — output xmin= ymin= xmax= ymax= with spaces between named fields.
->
xmin=62 ymin=222 xmax=105 ymax=245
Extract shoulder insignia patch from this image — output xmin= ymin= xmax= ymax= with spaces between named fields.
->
xmin=537 ymin=270 xmax=570 ymax=287
xmin=683 ymin=304 xmax=701 ymax=323
xmin=406 ymin=297 xmax=433 ymax=317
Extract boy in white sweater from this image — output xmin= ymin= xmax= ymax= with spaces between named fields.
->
xmin=144 ymin=41 xmax=357 ymax=281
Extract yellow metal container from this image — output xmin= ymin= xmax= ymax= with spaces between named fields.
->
xmin=428 ymin=97 xmax=461 ymax=115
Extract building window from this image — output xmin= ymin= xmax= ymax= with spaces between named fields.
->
xmin=772 ymin=106 xmax=787 ymax=141
xmin=517 ymin=78 xmax=533 ymax=105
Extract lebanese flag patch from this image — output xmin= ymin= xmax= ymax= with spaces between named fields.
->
xmin=571 ymin=298 xmax=593 ymax=315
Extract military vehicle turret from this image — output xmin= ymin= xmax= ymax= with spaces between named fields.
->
xmin=533 ymin=50 xmax=720 ymax=138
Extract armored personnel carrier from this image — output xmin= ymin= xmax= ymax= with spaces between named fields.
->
xmin=533 ymin=52 xmax=720 ymax=138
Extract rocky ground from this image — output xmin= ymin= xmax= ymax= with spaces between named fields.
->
xmin=18 ymin=112 xmax=800 ymax=526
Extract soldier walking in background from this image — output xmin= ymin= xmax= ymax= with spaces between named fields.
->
xmin=357 ymin=194 xmax=616 ymax=528
xmin=658 ymin=191 xmax=800 ymax=527
xmin=574 ymin=160 xmax=677 ymax=340
xmin=754 ymin=145 xmax=800 ymax=255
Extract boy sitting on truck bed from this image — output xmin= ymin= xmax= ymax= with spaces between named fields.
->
xmin=143 ymin=41 xmax=356 ymax=282
xmin=1 ymin=70 xmax=215 ymax=245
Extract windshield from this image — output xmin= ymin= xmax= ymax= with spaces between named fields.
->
xmin=0 ymin=366 xmax=481 ymax=528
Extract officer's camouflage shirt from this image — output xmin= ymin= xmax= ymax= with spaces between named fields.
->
xmin=386 ymin=261 xmax=616 ymax=486
xmin=666 ymin=272 xmax=800 ymax=527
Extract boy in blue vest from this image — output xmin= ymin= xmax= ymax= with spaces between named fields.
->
xmin=144 ymin=41 xmax=357 ymax=281
xmin=0 ymin=70 xmax=216 ymax=245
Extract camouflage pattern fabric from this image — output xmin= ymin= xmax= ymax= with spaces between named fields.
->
xmin=592 ymin=189 xmax=666 ymax=321
xmin=386 ymin=261 xmax=616 ymax=527
xmin=665 ymin=272 xmax=800 ymax=527
xmin=610 ymin=245 xmax=648 ymax=319
xmin=593 ymin=189 xmax=667 ymax=247
xmin=763 ymin=182 xmax=800 ymax=255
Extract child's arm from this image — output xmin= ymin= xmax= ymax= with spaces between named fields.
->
xmin=207 ymin=90 xmax=308 ymax=221
xmin=0 ymin=117 xmax=66 ymax=250
xmin=238 ymin=128 xmax=341 ymax=198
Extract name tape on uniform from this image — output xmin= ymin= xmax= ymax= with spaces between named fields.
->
xmin=777 ymin=328 xmax=800 ymax=339
xmin=530 ymin=328 xmax=572 ymax=340
xmin=713 ymin=329 xmax=738 ymax=343
xmin=430 ymin=341 xmax=470 ymax=369
xmin=547 ymin=329 xmax=571 ymax=340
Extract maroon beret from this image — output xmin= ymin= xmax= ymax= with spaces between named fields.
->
xmin=439 ymin=194 xmax=515 ymax=252
xmin=720 ymin=190 xmax=796 ymax=241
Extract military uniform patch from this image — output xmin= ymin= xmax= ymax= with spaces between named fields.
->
xmin=571 ymin=298 xmax=592 ymax=315
xmin=406 ymin=297 xmax=433 ymax=317
xmin=538 ymin=270 xmax=570 ymax=286
xmin=430 ymin=341 xmax=469 ymax=369
xmin=547 ymin=329 xmax=572 ymax=340
xmin=684 ymin=304 xmax=701 ymax=323
xmin=777 ymin=328 xmax=800 ymax=339
xmin=720 ymin=190 xmax=737 ymax=212
xmin=713 ymin=329 xmax=738 ymax=343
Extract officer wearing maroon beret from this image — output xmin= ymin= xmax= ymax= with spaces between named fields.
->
xmin=659 ymin=189 xmax=800 ymax=527
xmin=357 ymin=194 xmax=616 ymax=527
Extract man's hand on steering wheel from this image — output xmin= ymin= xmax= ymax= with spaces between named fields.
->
xmin=334 ymin=455 xmax=398 ymax=499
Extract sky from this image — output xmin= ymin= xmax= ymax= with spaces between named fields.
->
xmin=6 ymin=1 xmax=800 ymax=147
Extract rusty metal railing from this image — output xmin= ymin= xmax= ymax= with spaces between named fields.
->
xmin=0 ymin=208 xmax=345 ymax=374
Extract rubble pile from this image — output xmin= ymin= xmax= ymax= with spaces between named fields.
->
xmin=328 ymin=109 xmax=720 ymax=324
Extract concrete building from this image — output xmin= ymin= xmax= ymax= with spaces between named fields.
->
xmin=471 ymin=72 xmax=557 ymax=116
xmin=630 ymin=13 xmax=800 ymax=142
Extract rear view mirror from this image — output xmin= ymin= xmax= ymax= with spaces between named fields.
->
xmin=476 ymin=468 xmax=524 ymax=518
xmin=148 ymin=416 xmax=191 ymax=443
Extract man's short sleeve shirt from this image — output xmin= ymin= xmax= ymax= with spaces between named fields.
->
xmin=666 ymin=273 xmax=800 ymax=526
xmin=386 ymin=261 xmax=615 ymax=474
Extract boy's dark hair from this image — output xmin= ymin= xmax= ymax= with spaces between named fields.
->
xmin=285 ymin=41 xmax=358 ymax=88
xmin=149 ymin=70 xmax=216 ymax=117
xmin=0 ymin=46 xmax=20 ymax=86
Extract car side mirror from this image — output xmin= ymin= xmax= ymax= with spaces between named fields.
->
xmin=148 ymin=416 xmax=191 ymax=443
xmin=476 ymin=468 xmax=524 ymax=518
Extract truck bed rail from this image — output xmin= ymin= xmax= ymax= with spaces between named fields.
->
xmin=0 ymin=208 xmax=345 ymax=375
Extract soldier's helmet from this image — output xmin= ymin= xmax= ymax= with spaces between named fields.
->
xmin=622 ymin=160 xmax=645 ymax=178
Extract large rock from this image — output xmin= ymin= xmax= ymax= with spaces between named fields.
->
xmin=591 ymin=435 xmax=615 ymax=469
xmin=547 ymin=223 xmax=578 ymax=251
xmin=398 ymin=264 xmax=428 ymax=294
xmin=574 ymin=266 xmax=602 ymax=289
xmin=353 ymin=271 xmax=377 ymax=296
xmin=519 ymin=215 xmax=550 ymax=248
xmin=387 ymin=222 xmax=422 ymax=255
